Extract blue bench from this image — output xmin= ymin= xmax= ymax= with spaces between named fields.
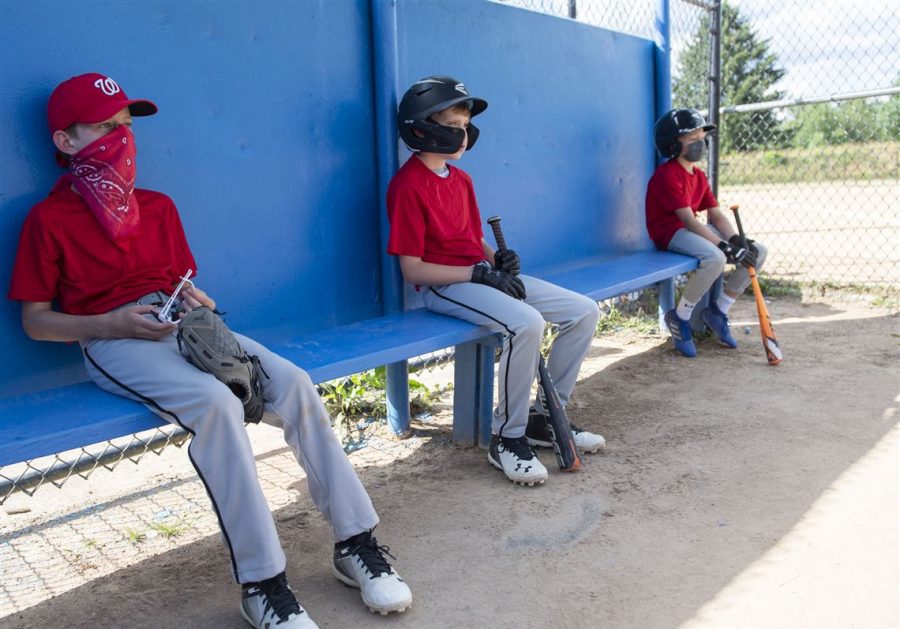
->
xmin=0 ymin=310 xmax=498 ymax=470
xmin=0 ymin=248 xmax=696 ymax=475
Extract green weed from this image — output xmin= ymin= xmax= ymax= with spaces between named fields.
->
xmin=148 ymin=520 xmax=188 ymax=539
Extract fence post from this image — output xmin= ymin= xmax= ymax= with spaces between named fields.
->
xmin=707 ymin=0 xmax=722 ymax=196
xmin=655 ymin=0 xmax=674 ymax=333
xmin=371 ymin=0 xmax=410 ymax=437
xmin=654 ymin=0 xmax=672 ymax=121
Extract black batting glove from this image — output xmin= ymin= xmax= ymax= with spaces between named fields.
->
xmin=493 ymin=249 xmax=521 ymax=275
xmin=472 ymin=264 xmax=527 ymax=299
xmin=729 ymin=234 xmax=759 ymax=257
xmin=718 ymin=240 xmax=758 ymax=268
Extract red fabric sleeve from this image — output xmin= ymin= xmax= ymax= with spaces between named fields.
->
xmin=386 ymin=178 xmax=426 ymax=258
xmin=8 ymin=209 xmax=62 ymax=303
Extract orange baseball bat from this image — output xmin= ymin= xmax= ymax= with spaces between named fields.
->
xmin=730 ymin=205 xmax=783 ymax=366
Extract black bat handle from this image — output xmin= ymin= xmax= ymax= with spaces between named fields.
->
xmin=731 ymin=206 xmax=748 ymax=249
xmin=486 ymin=216 xmax=507 ymax=254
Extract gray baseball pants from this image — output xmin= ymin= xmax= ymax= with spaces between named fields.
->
xmin=81 ymin=302 xmax=378 ymax=584
xmin=422 ymin=273 xmax=599 ymax=439
xmin=668 ymin=226 xmax=769 ymax=303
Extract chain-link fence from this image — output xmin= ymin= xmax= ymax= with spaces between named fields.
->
xmin=689 ymin=1 xmax=898 ymax=286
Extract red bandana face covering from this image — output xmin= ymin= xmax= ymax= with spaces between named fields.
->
xmin=68 ymin=124 xmax=140 ymax=241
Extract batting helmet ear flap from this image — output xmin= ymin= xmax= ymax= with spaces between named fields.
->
xmin=465 ymin=122 xmax=480 ymax=150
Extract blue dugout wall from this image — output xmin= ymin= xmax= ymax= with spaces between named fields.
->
xmin=396 ymin=0 xmax=659 ymax=271
xmin=0 ymin=0 xmax=662 ymax=397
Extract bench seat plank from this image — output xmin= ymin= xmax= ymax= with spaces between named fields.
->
xmin=0 ymin=309 xmax=493 ymax=466
xmin=539 ymin=250 xmax=698 ymax=301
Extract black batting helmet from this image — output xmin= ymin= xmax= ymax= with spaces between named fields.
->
xmin=653 ymin=108 xmax=716 ymax=159
xmin=398 ymin=76 xmax=488 ymax=154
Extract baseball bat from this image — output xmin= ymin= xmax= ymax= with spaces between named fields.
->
xmin=486 ymin=216 xmax=583 ymax=472
xmin=730 ymin=205 xmax=783 ymax=366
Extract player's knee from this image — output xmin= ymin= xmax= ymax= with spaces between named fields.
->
xmin=754 ymin=241 xmax=769 ymax=267
xmin=581 ymin=298 xmax=601 ymax=327
xmin=701 ymin=249 xmax=727 ymax=273
xmin=513 ymin=308 xmax=546 ymax=340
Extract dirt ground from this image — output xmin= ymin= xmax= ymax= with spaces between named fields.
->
xmin=1 ymin=293 xmax=898 ymax=629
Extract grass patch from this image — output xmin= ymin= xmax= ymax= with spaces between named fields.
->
xmin=719 ymin=141 xmax=898 ymax=185
xmin=148 ymin=520 xmax=188 ymax=539
xmin=125 ymin=528 xmax=146 ymax=545
xmin=805 ymin=280 xmax=899 ymax=309
xmin=596 ymin=303 xmax=658 ymax=336
xmin=754 ymin=276 xmax=803 ymax=298
xmin=318 ymin=366 xmax=451 ymax=447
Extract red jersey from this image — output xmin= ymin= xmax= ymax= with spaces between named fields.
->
xmin=645 ymin=159 xmax=718 ymax=249
xmin=386 ymin=156 xmax=486 ymax=267
xmin=8 ymin=177 xmax=196 ymax=315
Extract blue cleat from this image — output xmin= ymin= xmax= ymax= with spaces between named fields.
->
xmin=664 ymin=309 xmax=696 ymax=357
xmin=701 ymin=304 xmax=738 ymax=348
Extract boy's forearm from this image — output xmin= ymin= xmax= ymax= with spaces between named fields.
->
xmin=676 ymin=209 xmax=722 ymax=245
xmin=398 ymin=257 xmax=475 ymax=286
xmin=706 ymin=207 xmax=737 ymax=240
xmin=481 ymin=239 xmax=495 ymax=261
xmin=22 ymin=307 xmax=112 ymax=342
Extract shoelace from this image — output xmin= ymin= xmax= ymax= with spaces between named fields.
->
xmin=500 ymin=435 xmax=536 ymax=460
xmin=258 ymin=572 xmax=301 ymax=622
xmin=348 ymin=534 xmax=396 ymax=579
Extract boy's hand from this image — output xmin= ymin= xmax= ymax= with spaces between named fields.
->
xmin=728 ymin=234 xmax=759 ymax=257
xmin=178 ymin=286 xmax=216 ymax=315
xmin=107 ymin=305 xmax=178 ymax=340
xmin=494 ymin=249 xmax=521 ymax=275
xmin=717 ymin=240 xmax=758 ymax=268
xmin=471 ymin=265 xmax=527 ymax=299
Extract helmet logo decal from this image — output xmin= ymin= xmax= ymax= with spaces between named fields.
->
xmin=94 ymin=77 xmax=121 ymax=97
xmin=455 ymin=83 xmax=468 ymax=94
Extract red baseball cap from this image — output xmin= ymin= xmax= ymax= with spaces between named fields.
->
xmin=48 ymin=73 xmax=157 ymax=132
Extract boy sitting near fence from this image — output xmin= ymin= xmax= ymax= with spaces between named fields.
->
xmin=386 ymin=76 xmax=603 ymax=487
xmin=7 ymin=72 xmax=412 ymax=628
xmin=646 ymin=108 xmax=769 ymax=358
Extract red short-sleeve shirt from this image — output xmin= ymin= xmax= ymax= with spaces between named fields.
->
xmin=8 ymin=177 xmax=197 ymax=315
xmin=386 ymin=156 xmax=486 ymax=267
xmin=645 ymin=159 xmax=719 ymax=249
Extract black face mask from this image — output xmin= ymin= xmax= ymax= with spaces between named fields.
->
xmin=683 ymin=139 xmax=706 ymax=162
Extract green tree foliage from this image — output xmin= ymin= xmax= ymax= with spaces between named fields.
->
xmin=673 ymin=1 xmax=785 ymax=152
xmin=787 ymin=98 xmax=898 ymax=148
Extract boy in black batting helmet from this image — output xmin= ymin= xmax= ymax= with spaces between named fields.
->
xmin=387 ymin=76 xmax=603 ymax=486
xmin=646 ymin=108 xmax=769 ymax=357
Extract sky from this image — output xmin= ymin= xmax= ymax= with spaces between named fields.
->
xmin=502 ymin=0 xmax=899 ymax=101
xmin=726 ymin=0 xmax=899 ymax=98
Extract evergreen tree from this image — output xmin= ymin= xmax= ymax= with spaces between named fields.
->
xmin=673 ymin=1 xmax=785 ymax=152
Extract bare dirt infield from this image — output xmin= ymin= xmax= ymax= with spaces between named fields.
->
xmin=2 ymin=294 xmax=898 ymax=629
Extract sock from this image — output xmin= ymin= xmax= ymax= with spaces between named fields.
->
xmin=716 ymin=293 xmax=736 ymax=314
xmin=676 ymin=297 xmax=697 ymax=321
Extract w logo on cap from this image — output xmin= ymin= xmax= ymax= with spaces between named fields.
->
xmin=94 ymin=77 xmax=121 ymax=97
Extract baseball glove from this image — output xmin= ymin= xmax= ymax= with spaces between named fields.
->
xmin=176 ymin=306 xmax=268 ymax=423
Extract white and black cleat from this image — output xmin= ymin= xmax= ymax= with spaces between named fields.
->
xmin=488 ymin=434 xmax=549 ymax=486
xmin=240 ymin=571 xmax=318 ymax=628
xmin=525 ymin=410 xmax=605 ymax=454
xmin=571 ymin=423 xmax=605 ymax=453
xmin=333 ymin=530 xmax=412 ymax=615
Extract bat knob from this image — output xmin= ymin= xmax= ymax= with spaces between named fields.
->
xmin=487 ymin=216 xmax=501 ymax=225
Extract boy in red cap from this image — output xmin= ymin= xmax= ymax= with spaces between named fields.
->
xmin=387 ymin=76 xmax=604 ymax=487
xmin=8 ymin=73 xmax=412 ymax=628
xmin=646 ymin=108 xmax=768 ymax=357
